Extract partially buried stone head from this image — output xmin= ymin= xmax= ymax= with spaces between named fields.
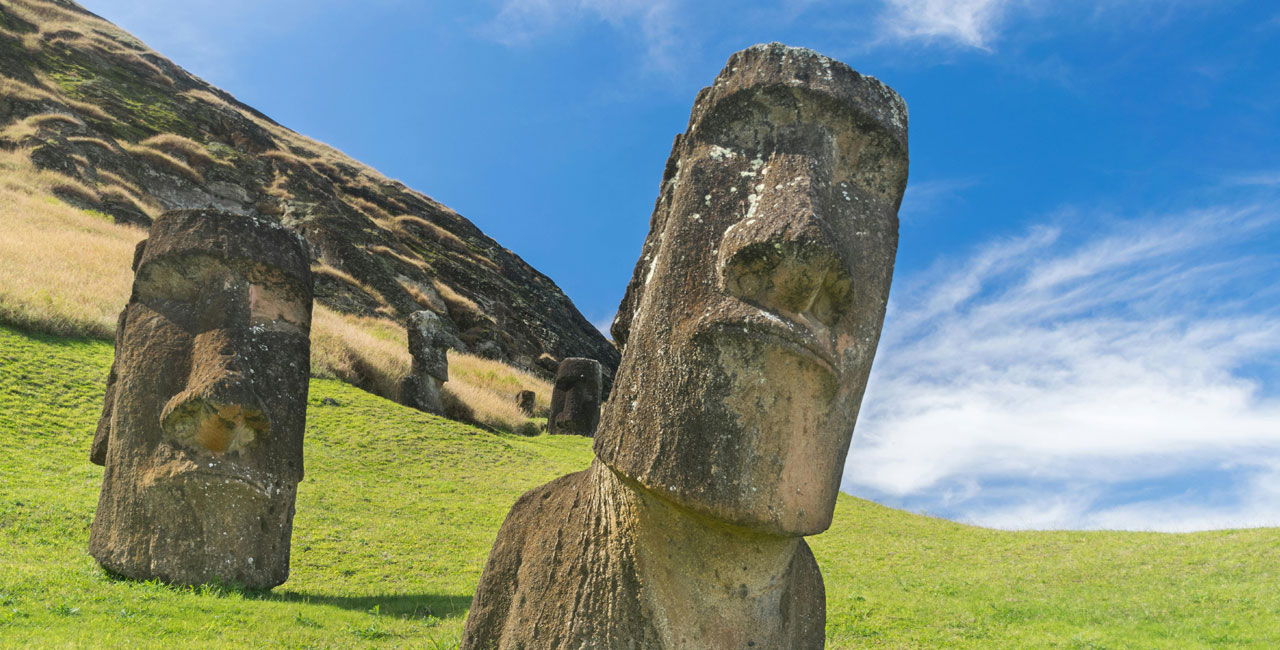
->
xmin=90 ymin=209 xmax=313 ymax=589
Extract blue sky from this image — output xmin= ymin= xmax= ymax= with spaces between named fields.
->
xmin=79 ymin=0 xmax=1280 ymax=531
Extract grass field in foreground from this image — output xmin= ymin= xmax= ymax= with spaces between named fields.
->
xmin=1 ymin=323 xmax=1278 ymax=648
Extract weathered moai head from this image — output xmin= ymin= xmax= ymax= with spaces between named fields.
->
xmin=597 ymin=43 xmax=908 ymax=537
xmin=89 ymin=209 xmax=313 ymax=589
xmin=515 ymin=390 xmax=536 ymax=416
xmin=402 ymin=310 xmax=449 ymax=414
xmin=548 ymin=358 xmax=603 ymax=437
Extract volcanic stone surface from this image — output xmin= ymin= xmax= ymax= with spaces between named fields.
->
xmin=401 ymin=310 xmax=449 ymax=415
xmin=462 ymin=42 xmax=907 ymax=649
xmin=546 ymin=357 xmax=603 ymax=437
xmin=515 ymin=390 xmax=536 ymax=416
xmin=89 ymin=209 xmax=313 ymax=589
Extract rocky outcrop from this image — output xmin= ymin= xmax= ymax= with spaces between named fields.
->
xmin=90 ymin=209 xmax=313 ymax=589
xmin=0 ymin=0 xmax=619 ymax=381
xmin=463 ymin=43 xmax=908 ymax=648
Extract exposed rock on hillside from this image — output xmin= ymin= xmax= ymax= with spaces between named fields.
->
xmin=0 ymin=0 xmax=619 ymax=379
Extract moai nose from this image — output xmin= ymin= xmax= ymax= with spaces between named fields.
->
xmin=718 ymin=155 xmax=853 ymax=328
xmin=160 ymin=329 xmax=271 ymax=454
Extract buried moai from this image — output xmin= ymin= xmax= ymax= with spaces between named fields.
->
xmin=402 ymin=310 xmax=450 ymax=415
xmin=89 ymin=210 xmax=314 ymax=589
xmin=461 ymin=43 xmax=907 ymax=649
xmin=546 ymin=357 xmax=603 ymax=437
xmin=515 ymin=390 xmax=536 ymax=416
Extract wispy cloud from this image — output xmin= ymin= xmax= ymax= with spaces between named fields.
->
xmin=876 ymin=0 xmax=1025 ymax=50
xmin=898 ymin=177 xmax=979 ymax=223
xmin=483 ymin=0 xmax=682 ymax=70
xmin=845 ymin=199 xmax=1280 ymax=531
xmin=1227 ymin=171 xmax=1280 ymax=187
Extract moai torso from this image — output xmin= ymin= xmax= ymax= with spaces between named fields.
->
xmin=463 ymin=42 xmax=908 ymax=649
xmin=89 ymin=209 xmax=313 ymax=589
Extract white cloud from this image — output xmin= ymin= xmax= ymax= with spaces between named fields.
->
xmin=484 ymin=0 xmax=681 ymax=70
xmin=877 ymin=0 xmax=1024 ymax=50
xmin=844 ymin=201 xmax=1280 ymax=531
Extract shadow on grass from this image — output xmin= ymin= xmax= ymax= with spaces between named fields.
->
xmin=98 ymin=568 xmax=469 ymax=619
xmin=267 ymin=591 xmax=472 ymax=620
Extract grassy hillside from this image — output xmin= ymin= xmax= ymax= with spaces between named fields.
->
xmin=1 ymin=324 xmax=1277 ymax=648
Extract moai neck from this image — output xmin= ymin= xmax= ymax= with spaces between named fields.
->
xmin=594 ymin=461 xmax=803 ymax=648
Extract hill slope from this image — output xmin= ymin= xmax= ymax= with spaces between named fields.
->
xmin=2 ymin=324 xmax=1277 ymax=648
xmin=0 ymin=0 xmax=619 ymax=379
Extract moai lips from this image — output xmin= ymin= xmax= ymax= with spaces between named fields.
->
xmin=463 ymin=43 xmax=907 ymax=649
xmin=89 ymin=209 xmax=313 ymax=589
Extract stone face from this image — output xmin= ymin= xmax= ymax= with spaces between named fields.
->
xmin=463 ymin=43 xmax=906 ymax=649
xmin=89 ymin=209 xmax=313 ymax=590
xmin=401 ymin=310 xmax=450 ymax=415
xmin=515 ymin=390 xmax=536 ymax=416
xmin=546 ymin=358 xmax=602 ymax=437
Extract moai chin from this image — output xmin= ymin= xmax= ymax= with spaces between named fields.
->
xmin=89 ymin=209 xmax=314 ymax=589
xmin=402 ymin=310 xmax=450 ymax=415
xmin=462 ymin=43 xmax=907 ymax=649
xmin=546 ymin=357 xmax=602 ymax=437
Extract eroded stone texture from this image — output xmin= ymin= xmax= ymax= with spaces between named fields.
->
xmin=462 ymin=43 xmax=907 ymax=649
xmin=515 ymin=390 xmax=536 ymax=416
xmin=401 ymin=310 xmax=450 ymax=415
xmin=546 ymin=358 xmax=603 ymax=437
xmin=89 ymin=209 xmax=313 ymax=589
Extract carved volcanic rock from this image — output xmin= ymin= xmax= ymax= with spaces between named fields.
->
xmin=90 ymin=209 xmax=313 ymax=589
xmin=402 ymin=310 xmax=449 ymax=415
xmin=464 ymin=43 xmax=907 ymax=649
xmin=0 ymin=0 xmax=619 ymax=380
xmin=547 ymin=357 xmax=602 ymax=437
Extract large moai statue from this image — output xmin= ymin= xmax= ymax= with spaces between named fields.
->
xmin=402 ymin=310 xmax=450 ymax=415
xmin=89 ymin=209 xmax=314 ymax=589
xmin=546 ymin=357 xmax=603 ymax=437
xmin=461 ymin=43 xmax=907 ymax=649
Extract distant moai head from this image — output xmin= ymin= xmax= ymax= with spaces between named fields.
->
xmin=548 ymin=358 xmax=603 ymax=436
xmin=402 ymin=310 xmax=450 ymax=414
xmin=90 ymin=209 xmax=313 ymax=589
xmin=597 ymin=43 xmax=907 ymax=537
xmin=407 ymin=310 xmax=449 ymax=382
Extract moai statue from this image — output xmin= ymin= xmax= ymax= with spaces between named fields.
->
xmin=89 ymin=209 xmax=314 ymax=589
xmin=462 ymin=43 xmax=907 ymax=649
xmin=515 ymin=390 xmax=536 ymax=416
xmin=546 ymin=357 xmax=603 ymax=437
xmin=402 ymin=310 xmax=450 ymax=415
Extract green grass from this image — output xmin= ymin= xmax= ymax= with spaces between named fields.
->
xmin=1 ymin=323 xmax=1278 ymax=648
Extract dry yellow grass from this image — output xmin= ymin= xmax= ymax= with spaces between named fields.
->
xmin=140 ymin=133 xmax=224 ymax=168
xmin=119 ymin=142 xmax=203 ymax=183
xmin=369 ymin=244 xmax=432 ymax=273
xmin=66 ymin=135 xmax=118 ymax=151
xmin=343 ymin=193 xmax=392 ymax=223
xmin=432 ymin=278 xmax=483 ymax=316
xmin=311 ymin=263 xmax=386 ymax=304
xmin=393 ymin=214 xmax=467 ymax=251
xmin=0 ymin=74 xmax=113 ymax=123
xmin=0 ymin=148 xmax=143 ymax=338
xmin=309 ymin=306 xmax=551 ymax=431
